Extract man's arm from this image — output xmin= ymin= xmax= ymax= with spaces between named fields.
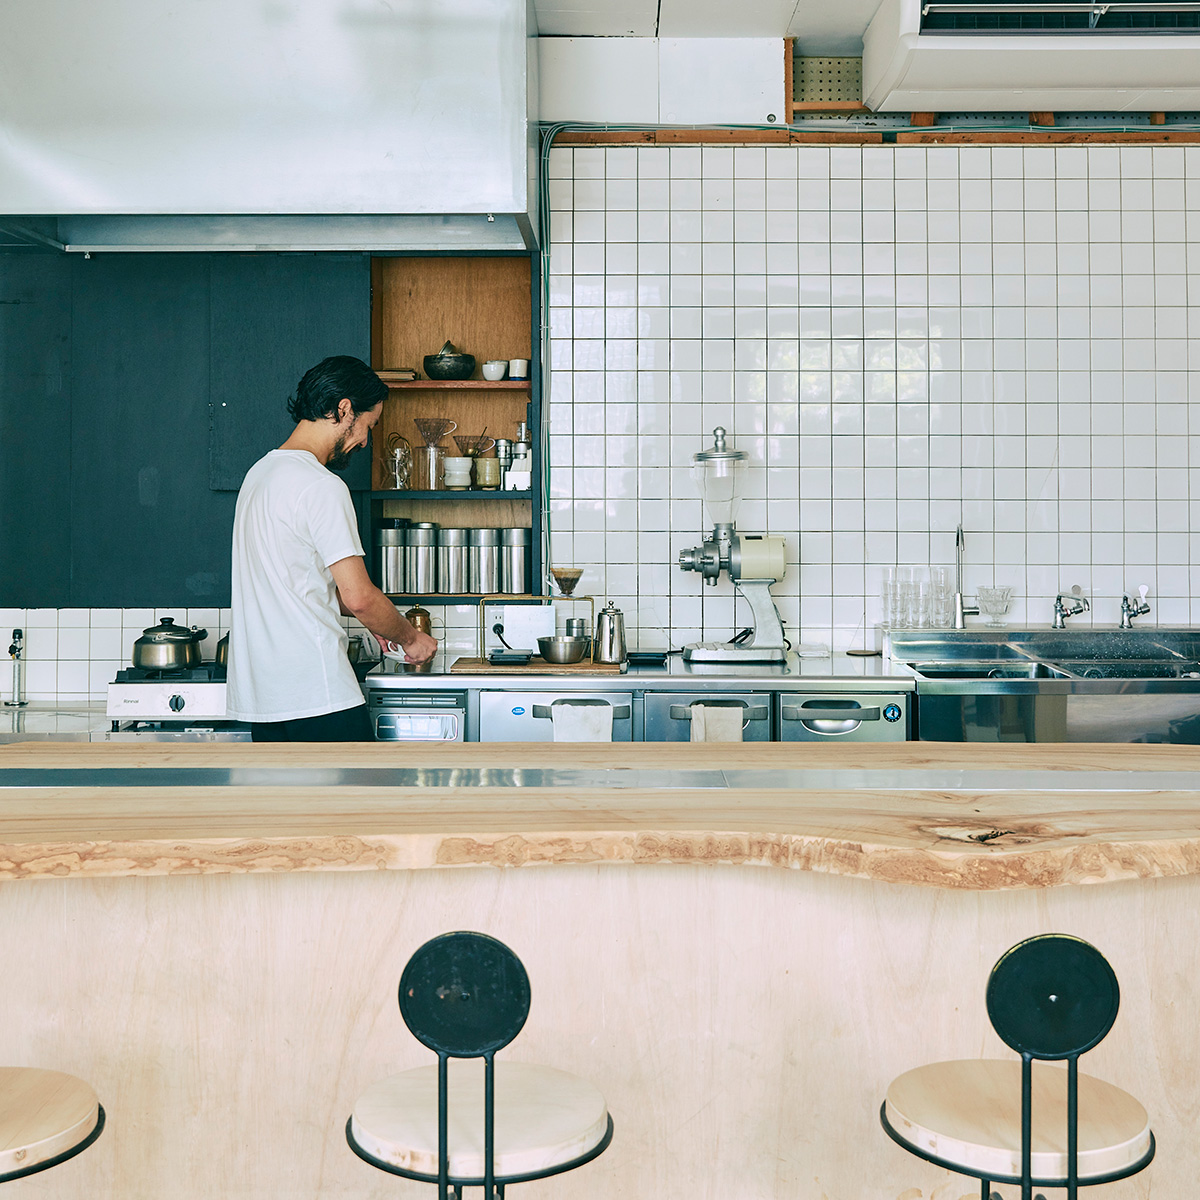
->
xmin=329 ymin=555 xmax=438 ymax=663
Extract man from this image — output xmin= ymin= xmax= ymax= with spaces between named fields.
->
xmin=228 ymin=355 xmax=437 ymax=742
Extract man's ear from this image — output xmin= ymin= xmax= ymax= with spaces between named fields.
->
xmin=336 ymin=397 xmax=352 ymax=424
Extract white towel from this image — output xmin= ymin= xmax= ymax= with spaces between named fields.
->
xmin=690 ymin=705 xmax=744 ymax=743
xmin=551 ymin=703 xmax=614 ymax=742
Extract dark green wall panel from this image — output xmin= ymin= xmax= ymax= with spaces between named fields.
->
xmin=0 ymin=251 xmax=370 ymax=609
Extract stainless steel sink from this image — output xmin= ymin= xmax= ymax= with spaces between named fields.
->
xmin=1051 ymin=660 xmax=1200 ymax=680
xmin=908 ymin=662 xmax=1071 ymax=680
xmin=886 ymin=627 xmax=1200 ymax=742
xmin=885 ymin=626 xmax=1200 ymax=665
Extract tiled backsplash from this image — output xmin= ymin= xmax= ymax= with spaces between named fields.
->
xmin=546 ymin=142 xmax=1200 ymax=650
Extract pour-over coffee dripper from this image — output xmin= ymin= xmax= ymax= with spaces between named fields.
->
xmin=453 ymin=433 xmax=496 ymax=458
xmin=412 ymin=417 xmax=458 ymax=447
xmin=550 ymin=567 xmax=584 ymax=597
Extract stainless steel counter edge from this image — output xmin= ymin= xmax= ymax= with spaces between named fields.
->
xmin=364 ymin=652 xmax=916 ymax=693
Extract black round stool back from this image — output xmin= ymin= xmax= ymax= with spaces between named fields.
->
xmin=399 ymin=931 xmax=531 ymax=1059
xmin=986 ymin=933 xmax=1120 ymax=1060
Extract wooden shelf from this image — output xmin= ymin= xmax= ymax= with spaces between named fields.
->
xmin=370 ymin=490 xmax=531 ymax=500
xmin=383 ymin=593 xmax=544 ymax=606
xmin=384 ymin=380 xmax=530 ymax=390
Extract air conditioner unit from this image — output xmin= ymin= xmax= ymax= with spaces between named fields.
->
xmin=863 ymin=0 xmax=1200 ymax=111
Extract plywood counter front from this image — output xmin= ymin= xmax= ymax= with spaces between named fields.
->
xmin=0 ymin=741 xmax=1195 ymax=1199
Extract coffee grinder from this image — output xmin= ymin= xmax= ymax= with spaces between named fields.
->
xmin=677 ymin=427 xmax=788 ymax=663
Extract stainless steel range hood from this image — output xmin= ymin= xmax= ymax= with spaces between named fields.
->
xmin=0 ymin=0 xmax=539 ymax=252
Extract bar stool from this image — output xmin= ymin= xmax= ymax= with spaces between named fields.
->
xmin=346 ymin=931 xmax=613 ymax=1198
xmin=0 ymin=1067 xmax=104 ymax=1182
xmin=881 ymin=933 xmax=1154 ymax=1200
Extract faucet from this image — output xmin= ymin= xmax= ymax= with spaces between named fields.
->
xmin=1052 ymin=589 xmax=1090 ymax=629
xmin=953 ymin=524 xmax=979 ymax=628
xmin=1120 ymin=586 xmax=1151 ymax=629
xmin=5 ymin=629 xmax=27 ymax=708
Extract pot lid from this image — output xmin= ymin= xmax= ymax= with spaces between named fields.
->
xmin=431 ymin=340 xmax=464 ymax=357
xmin=693 ymin=426 xmax=746 ymax=463
xmin=139 ymin=617 xmax=201 ymax=642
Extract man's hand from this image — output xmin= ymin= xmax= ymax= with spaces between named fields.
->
xmin=380 ymin=629 xmax=438 ymax=664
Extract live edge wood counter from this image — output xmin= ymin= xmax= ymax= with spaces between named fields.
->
xmin=0 ymin=742 xmax=1195 ymax=1199
xmin=2 ymin=740 xmax=1200 ymax=888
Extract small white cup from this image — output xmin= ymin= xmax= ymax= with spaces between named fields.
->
xmin=508 ymin=358 xmax=529 ymax=380
xmin=482 ymin=360 xmax=508 ymax=381
xmin=443 ymin=456 xmax=473 ymax=490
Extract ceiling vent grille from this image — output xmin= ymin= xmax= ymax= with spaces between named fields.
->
xmin=920 ymin=0 xmax=1200 ymax=34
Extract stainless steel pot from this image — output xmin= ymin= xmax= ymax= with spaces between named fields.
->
xmin=131 ymin=617 xmax=207 ymax=671
xmin=215 ymin=633 xmax=229 ymax=666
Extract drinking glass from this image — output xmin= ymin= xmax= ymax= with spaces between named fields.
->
xmin=928 ymin=566 xmax=953 ymax=628
xmin=977 ymin=585 xmax=1013 ymax=627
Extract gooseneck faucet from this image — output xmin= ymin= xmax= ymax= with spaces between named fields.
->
xmin=5 ymin=629 xmax=27 ymax=708
xmin=1120 ymin=586 xmax=1151 ymax=629
xmin=1052 ymin=589 xmax=1090 ymax=629
xmin=953 ymin=524 xmax=979 ymax=628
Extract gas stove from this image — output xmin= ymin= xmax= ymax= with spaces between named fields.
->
xmin=106 ymin=662 xmax=229 ymax=725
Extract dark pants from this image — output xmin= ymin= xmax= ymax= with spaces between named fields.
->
xmin=250 ymin=704 xmax=374 ymax=743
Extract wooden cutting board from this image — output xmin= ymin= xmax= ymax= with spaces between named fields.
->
xmin=450 ymin=656 xmax=624 ymax=675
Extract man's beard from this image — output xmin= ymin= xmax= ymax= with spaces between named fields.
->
xmin=326 ymin=434 xmax=362 ymax=473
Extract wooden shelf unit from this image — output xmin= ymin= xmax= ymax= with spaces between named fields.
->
xmin=368 ymin=254 xmax=542 ymax=603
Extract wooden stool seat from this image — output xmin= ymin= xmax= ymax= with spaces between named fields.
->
xmin=885 ymin=1059 xmax=1152 ymax=1184
xmin=350 ymin=1059 xmax=611 ymax=1182
xmin=0 ymin=1067 xmax=102 ymax=1180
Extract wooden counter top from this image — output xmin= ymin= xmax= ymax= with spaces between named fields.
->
xmin=1 ymin=741 xmax=1199 ymax=889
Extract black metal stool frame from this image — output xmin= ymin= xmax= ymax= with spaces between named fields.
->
xmin=346 ymin=931 xmax=613 ymax=1200
xmin=0 ymin=1104 xmax=106 ymax=1184
xmin=881 ymin=933 xmax=1155 ymax=1200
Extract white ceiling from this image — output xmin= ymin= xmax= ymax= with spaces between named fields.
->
xmin=532 ymin=0 xmax=884 ymax=55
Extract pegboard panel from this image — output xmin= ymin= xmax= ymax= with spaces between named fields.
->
xmin=794 ymin=56 xmax=863 ymax=104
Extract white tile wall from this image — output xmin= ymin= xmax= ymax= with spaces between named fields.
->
xmin=547 ymin=142 xmax=1200 ymax=650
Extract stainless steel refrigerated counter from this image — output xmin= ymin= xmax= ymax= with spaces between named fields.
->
xmin=362 ymin=653 xmax=914 ymax=743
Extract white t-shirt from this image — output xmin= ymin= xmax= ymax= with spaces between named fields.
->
xmin=227 ymin=449 xmax=365 ymax=722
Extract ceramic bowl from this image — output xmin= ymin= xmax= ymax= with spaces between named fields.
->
xmin=482 ymin=360 xmax=508 ymax=381
xmin=423 ymin=352 xmax=475 ymax=380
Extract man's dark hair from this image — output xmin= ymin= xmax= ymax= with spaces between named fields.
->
xmin=287 ymin=355 xmax=386 ymax=423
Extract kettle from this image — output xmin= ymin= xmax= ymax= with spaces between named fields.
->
xmin=594 ymin=601 xmax=627 ymax=665
xmin=404 ymin=604 xmax=433 ymax=636
xmin=403 ymin=604 xmax=435 ymax=673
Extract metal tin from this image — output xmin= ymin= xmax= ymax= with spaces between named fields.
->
xmin=500 ymin=527 xmax=530 ymax=594
xmin=468 ymin=527 xmax=500 ymax=594
xmin=436 ymin=528 xmax=470 ymax=594
xmin=375 ymin=520 xmax=406 ymax=594
xmin=406 ymin=523 xmax=439 ymax=594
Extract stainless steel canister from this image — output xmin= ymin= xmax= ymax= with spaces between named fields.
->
xmin=500 ymin=527 xmax=530 ymax=594
xmin=375 ymin=520 xmax=406 ymax=594
xmin=468 ymin=528 xmax=500 ymax=594
xmin=495 ymin=438 xmax=514 ymax=473
xmin=405 ymin=523 xmax=439 ymax=593
xmin=436 ymin=528 xmax=470 ymax=595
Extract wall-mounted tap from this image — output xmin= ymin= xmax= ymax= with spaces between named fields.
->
xmin=1120 ymin=586 xmax=1151 ymax=629
xmin=5 ymin=629 xmax=27 ymax=708
xmin=1052 ymin=588 xmax=1090 ymax=629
